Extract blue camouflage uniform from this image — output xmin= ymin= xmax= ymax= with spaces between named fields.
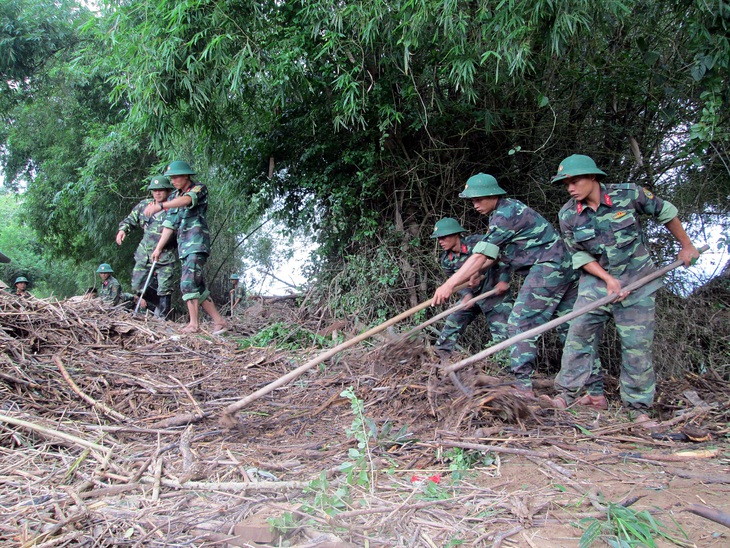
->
xmin=472 ymin=198 xmax=579 ymax=388
xmin=435 ymin=234 xmax=513 ymax=354
xmin=556 ymin=183 xmax=679 ymax=409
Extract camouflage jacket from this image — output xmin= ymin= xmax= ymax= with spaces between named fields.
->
xmin=100 ymin=276 xmax=122 ymax=306
xmin=10 ymin=289 xmax=31 ymax=298
xmin=118 ymin=199 xmax=177 ymax=265
xmin=558 ymin=183 xmax=678 ymax=289
xmin=162 ymin=183 xmax=210 ymax=258
xmin=440 ymin=234 xmax=510 ymax=299
xmin=472 ymin=198 xmax=574 ymax=285
xmin=230 ymin=284 xmax=246 ymax=302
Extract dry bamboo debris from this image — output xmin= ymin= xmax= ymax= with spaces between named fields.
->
xmin=0 ymin=294 xmax=728 ymax=546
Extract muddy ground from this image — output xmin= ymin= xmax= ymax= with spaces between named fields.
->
xmin=0 ymin=294 xmax=728 ymax=547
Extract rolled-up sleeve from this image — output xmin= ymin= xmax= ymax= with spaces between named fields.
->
xmin=572 ymin=251 xmax=597 ymax=270
xmin=657 ymin=201 xmax=678 ymax=224
xmin=473 ymin=241 xmax=500 ymax=259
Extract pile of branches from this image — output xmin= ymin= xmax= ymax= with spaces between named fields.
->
xmin=0 ymin=293 xmax=728 ymax=546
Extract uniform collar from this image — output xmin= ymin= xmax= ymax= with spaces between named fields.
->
xmin=576 ymin=183 xmax=612 ymax=213
xmin=447 ymin=242 xmax=468 ymax=261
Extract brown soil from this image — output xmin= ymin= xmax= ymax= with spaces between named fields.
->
xmin=1 ymin=294 xmax=728 ymax=547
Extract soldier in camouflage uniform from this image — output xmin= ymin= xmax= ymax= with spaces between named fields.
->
xmin=430 ymin=218 xmax=513 ymax=358
xmin=229 ymin=274 xmax=246 ymax=314
xmin=116 ymin=175 xmax=177 ymax=318
xmin=147 ymin=160 xmax=228 ymax=334
xmin=432 ymin=174 xmax=579 ymax=393
xmin=12 ymin=276 xmax=32 ymax=298
xmin=546 ymin=155 xmax=699 ymax=423
xmin=97 ymin=263 xmax=123 ymax=306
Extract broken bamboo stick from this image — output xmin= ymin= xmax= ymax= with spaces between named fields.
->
xmin=0 ymin=412 xmax=112 ymax=455
xmin=444 ymin=245 xmax=709 ymax=374
xmin=54 ymin=355 xmax=130 ymax=422
xmin=685 ymin=503 xmax=730 ymax=529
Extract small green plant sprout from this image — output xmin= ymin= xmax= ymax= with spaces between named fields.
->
xmin=340 ymin=387 xmax=376 ymax=492
xmin=370 ymin=419 xmax=414 ymax=449
xmin=442 ymin=447 xmax=495 ymax=481
xmin=266 ymin=511 xmax=298 ymax=536
xmin=301 ymin=470 xmax=349 ymax=517
xmin=578 ymin=502 xmax=688 ymax=548
xmin=412 ymin=474 xmax=449 ymax=501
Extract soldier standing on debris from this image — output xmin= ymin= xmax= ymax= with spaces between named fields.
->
xmin=97 ymin=264 xmax=123 ymax=306
xmin=116 ymin=175 xmax=177 ymax=318
xmin=12 ymin=276 xmax=32 ymax=298
xmin=229 ymin=274 xmax=246 ymax=314
xmin=544 ymin=155 xmax=700 ymax=425
xmin=432 ymin=174 xmax=579 ymax=395
xmin=146 ymin=160 xmax=229 ymax=334
xmin=430 ymin=217 xmax=513 ymax=360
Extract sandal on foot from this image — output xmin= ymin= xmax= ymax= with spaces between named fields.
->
xmin=179 ymin=325 xmax=200 ymax=334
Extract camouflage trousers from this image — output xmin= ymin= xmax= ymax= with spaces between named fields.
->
xmin=131 ymin=260 xmax=175 ymax=296
xmin=556 ymin=278 xmax=656 ymax=409
xmin=509 ymin=266 xmax=578 ymax=388
xmin=435 ymin=296 xmax=513 ymax=353
xmin=180 ymin=253 xmax=209 ymax=302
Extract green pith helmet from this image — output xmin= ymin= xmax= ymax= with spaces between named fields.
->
xmin=458 ymin=173 xmax=507 ymax=198
xmin=164 ymin=160 xmax=196 ymax=177
xmin=96 ymin=263 xmax=114 ymax=274
xmin=230 ymin=274 xmax=240 ymax=280
xmin=14 ymin=276 xmax=28 ymax=285
xmin=430 ymin=217 xmax=466 ymax=238
xmin=148 ymin=175 xmax=173 ymax=191
xmin=551 ymin=154 xmax=607 ymax=184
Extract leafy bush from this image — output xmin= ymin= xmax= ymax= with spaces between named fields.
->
xmin=238 ymin=322 xmax=331 ymax=351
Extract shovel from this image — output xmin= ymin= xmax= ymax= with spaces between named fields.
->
xmin=443 ymin=245 xmax=709 ymax=375
xmin=220 ymin=280 xmax=474 ymax=426
xmin=133 ymin=260 xmax=157 ymax=317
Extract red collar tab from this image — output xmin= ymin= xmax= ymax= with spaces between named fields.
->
xmin=604 ymin=193 xmax=612 ymax=206
xmin=576 ymin=201 xmax=584 ymax=214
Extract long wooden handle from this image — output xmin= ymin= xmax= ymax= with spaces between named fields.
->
xmin=400 ymin=287 xmax=500 ymax=339
xmin=221 ymin=281 xmax=470 ymax=420
xmin=444 ymin=245 xmax=709 ymax=374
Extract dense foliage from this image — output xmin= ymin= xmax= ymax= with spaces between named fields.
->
xmin=1 ymin=0 xmax=728 ymax=317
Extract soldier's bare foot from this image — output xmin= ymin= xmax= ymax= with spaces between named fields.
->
xmin=180 ymin=325 xmax=200 ymax=333
xmin=575 ymin=394 xmax=609 ymax=410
